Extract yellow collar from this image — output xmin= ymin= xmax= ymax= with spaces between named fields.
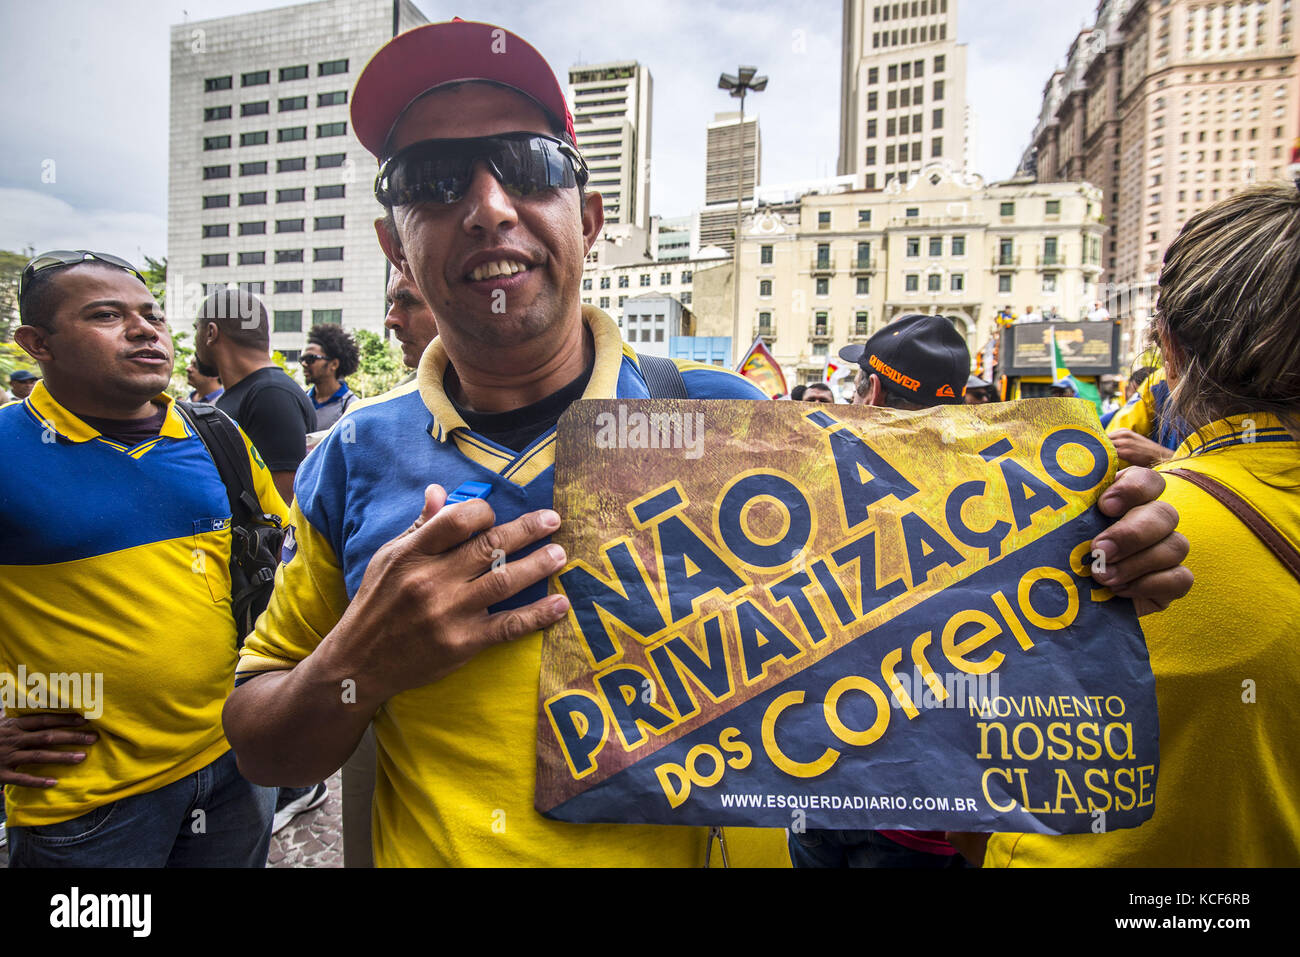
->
xmin=1173 ymin=412 xmax=1297 ymax=458
xmin=26 ymin=380 xmax=189 ymax=444
xmin=416 ymin=305 xmax=633 ymax=443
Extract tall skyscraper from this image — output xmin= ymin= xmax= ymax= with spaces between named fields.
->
xmin=1023 ymin=0 xmax=1298 ymax=356
xmin=168 ymin=0 xmax=427 ymax=361
xmin=837 ymin=0 xmax=969 ymax=189
xmin=700 ymin=111 xmax=761 ymax=252
xmin=568 ymin=61 xmax=653 ymax=229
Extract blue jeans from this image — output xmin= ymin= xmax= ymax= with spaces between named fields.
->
xmin=788 ymin=828 xmax=967 ymax=868
xmin=7 ymin=749 xmax=275 ymax=868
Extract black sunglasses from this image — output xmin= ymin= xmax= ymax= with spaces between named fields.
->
xmin=374 ymin=132 xmax=589 ymax=208
xmin=19 ymin=250 xmax=146 ymax=300
xmin=300 ymin=354 xmax=327 ymax=365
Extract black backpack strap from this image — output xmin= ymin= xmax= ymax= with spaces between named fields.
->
xmin=637 ymin=353 xmax=688 ymax=399
xmin=176 ymin=400 xmax=263 ymax=522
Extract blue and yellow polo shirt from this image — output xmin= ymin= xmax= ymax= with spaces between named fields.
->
xmin=988 ymin=413 xmax=1300 ymax=866
xmin=0 ymin=383 xmax=287 ymax=827
xmin=1106 ymin=369 xmax=1185 ymax=458
xmin=239 ymin=307 xmax=790 ymax=866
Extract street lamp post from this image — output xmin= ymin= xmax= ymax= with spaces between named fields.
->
xmin=719 ymin=66 xmax=767 ymax=367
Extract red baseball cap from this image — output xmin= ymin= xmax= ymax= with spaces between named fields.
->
xmin=351 ymin=19 xmax=576 ymax=159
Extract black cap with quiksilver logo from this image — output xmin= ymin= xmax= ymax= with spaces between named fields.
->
xmin=838 ymin=313 xmax=971 ymax=406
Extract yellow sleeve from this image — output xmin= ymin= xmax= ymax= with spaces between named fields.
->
xmin=1106 ymin=375 xmax=1157 ymax=438
xmin=237 ymin=423 xmax=290 ymax=524
xmin=236 ymin=501 xmax=350 ymax=682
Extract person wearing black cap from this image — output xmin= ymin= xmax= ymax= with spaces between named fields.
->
xmin=5 ymin=369 xmax=40 ymax=405
xmin=841 ymin=313 xmax=969 ymax=409
xmin=794 ymin=314 xmax=975 ymax=868
xmin=223 ymin=23 xmax=1191 ymax=869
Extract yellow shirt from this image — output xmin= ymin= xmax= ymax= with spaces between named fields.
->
xmin=987 ymin=414 xmax=1300 ymax=866
xmin=0 ymin=385 xmax=287 ymax=825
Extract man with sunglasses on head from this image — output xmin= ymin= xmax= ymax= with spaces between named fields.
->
xmin=0 ymin=251 xmax=285 ymax=866
xmin=224 ymin=20 xmax=1193 ymax=868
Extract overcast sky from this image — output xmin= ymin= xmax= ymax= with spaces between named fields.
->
xmin=0 ymin=0 xmax=1100 ymax=265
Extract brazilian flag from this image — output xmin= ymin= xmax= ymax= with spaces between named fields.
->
xmin=1052 ymin=328 xmax=1102 ymax=414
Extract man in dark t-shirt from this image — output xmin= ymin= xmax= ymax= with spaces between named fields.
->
xmin=193 ymin=286 xmax=324 ymax=833
xmin=193 ymin=288 xmax=316 ymax=505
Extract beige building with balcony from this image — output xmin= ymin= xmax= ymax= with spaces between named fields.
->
xmin=733 ymin=161 xmax=1106 ymax=386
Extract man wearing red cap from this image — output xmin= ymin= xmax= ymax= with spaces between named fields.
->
xmin=225 ymin=19 xmax=775 ymax=867
xmin=224 ymin=21 xmax=1192 ymax=868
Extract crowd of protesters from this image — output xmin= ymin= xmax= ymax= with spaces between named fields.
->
xmin=0 ymin=18 xmax=1294 ymax=869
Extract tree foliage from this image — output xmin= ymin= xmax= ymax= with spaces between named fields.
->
xmin=0 ymin=249 xmax=30 ymax=342
xmin=351 ymin=328 xmax=406 ymax=397
xmin=141 ymin=255 xmax=167 ymax=305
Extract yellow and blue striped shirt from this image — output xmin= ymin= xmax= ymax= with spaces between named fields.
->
xmin=0 ymin=383 xmax=286 ymax=826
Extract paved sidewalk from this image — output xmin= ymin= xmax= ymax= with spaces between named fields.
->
xmin=0 ymin=770 xmax=345 ymax=869
xmin=268 ymin=771 xmax=344 ymax=868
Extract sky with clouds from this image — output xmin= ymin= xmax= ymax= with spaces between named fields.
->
xmin=0 ymin=0 xmax=1100 ymax=265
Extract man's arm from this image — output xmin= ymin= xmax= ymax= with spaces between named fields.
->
xmin=223 ymin=483 xmax=569 ymax=785
xmin=237 ymin=383 xmax=313 ymax=507
xmin=270 ymin=470 xmax=297 ymax=506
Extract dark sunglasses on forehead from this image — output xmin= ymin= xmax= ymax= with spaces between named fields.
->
xmin=19 ymin=250 xmax=146 ymax=300
xmin=374 ymin=132 xmax=589 ymax=208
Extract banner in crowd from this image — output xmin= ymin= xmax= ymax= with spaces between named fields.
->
xmin=536 ymin=399 xmax=1158 ymax=834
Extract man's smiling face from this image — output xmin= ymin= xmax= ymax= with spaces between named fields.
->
xmin=383 ymin=82 xmax=602 ymax=350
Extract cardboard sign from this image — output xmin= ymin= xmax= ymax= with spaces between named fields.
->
xmin=536 ymin=399 xmax=1157 ymax=835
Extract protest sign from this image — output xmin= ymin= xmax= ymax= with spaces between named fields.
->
xmin=536 ymin=399 xmax=1158 ymax=835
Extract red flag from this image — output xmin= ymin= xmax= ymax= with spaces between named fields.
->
xmin=736 ymin=336 xmax=788 ymax=397
xmin=824 ymin=357 xmax=851 ymax=385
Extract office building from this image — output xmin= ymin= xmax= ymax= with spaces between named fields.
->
xmin=700 ymin=111 xmax=761 ymax=252
xmin=168 ymin=0 xmax=427 ymax=361
xmin=837 ymin=0 xmax=970 ymax=189
xmin=734 ymin=161 xmax=1105 ymax=386
xmin=1024 ymin=0 xmax=1298 ymax=358
xmin=568 ymin=61 xmax=653 ymax=230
